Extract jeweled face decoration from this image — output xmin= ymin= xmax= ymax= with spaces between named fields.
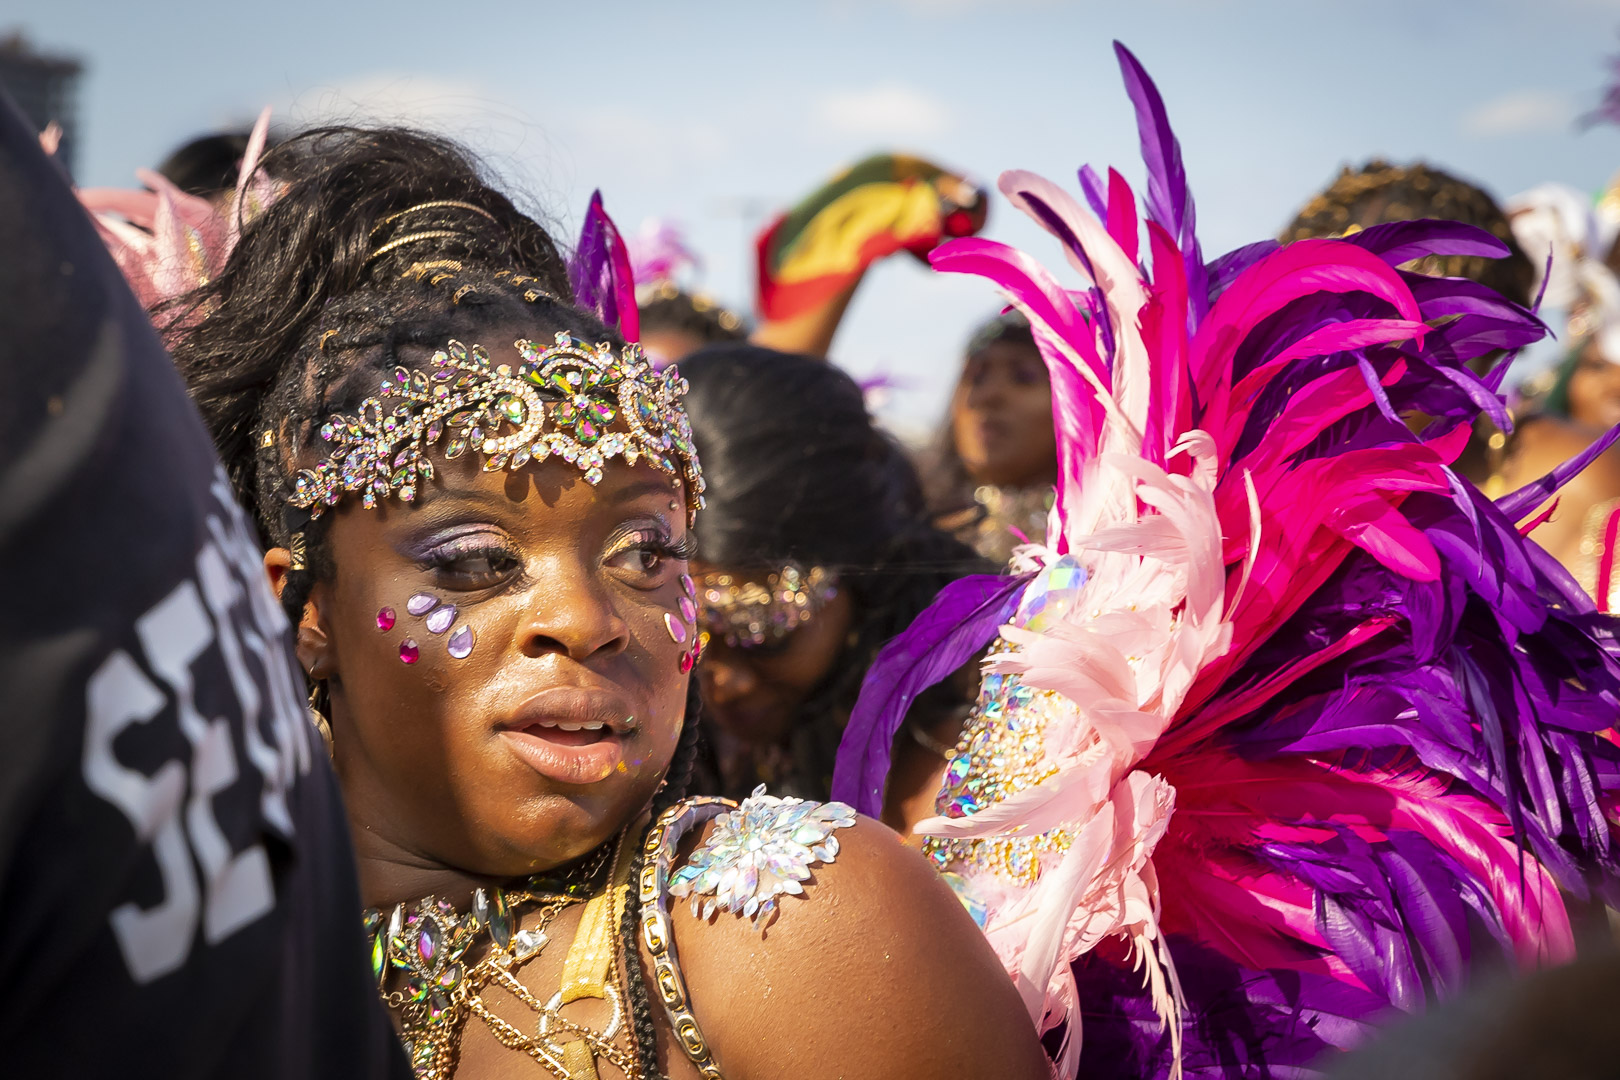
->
xmin=281 ymin=333 xmax=705 ymax=879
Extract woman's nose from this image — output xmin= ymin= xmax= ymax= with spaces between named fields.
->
xmin=966 ymin=372 xmax=1007 ymax=410
xmin=516 ymin=569 xmax=629 ymax=661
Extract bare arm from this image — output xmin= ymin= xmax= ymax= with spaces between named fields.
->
xmin=749 ymin=280 xmax=859 ymax=360
xmin=664 ymin=818 xmax=1052 ymax=1080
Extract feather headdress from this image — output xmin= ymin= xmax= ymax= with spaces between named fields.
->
xmin=834 ymin=42 xmax=1620 ymax=1079
xmin=74 ymin=107 xmax=277 ymax=315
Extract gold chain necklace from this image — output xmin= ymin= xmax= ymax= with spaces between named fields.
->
xmin=363 ymin=834 xmax=640 ymax=1079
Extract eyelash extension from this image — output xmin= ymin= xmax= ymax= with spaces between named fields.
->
xmin=663 ymin=533 xmax=698 ymax=561
xmin=418 ymin=532 xmax=522 ymax=572
xmin=606 ymin=526 xmax=697 ymax=563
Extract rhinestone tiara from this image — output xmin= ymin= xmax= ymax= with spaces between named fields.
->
xmin=288 ymin=333 xmax=706 ymax=523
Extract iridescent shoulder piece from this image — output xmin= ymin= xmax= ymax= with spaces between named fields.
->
xmin=670 ymin=785 xmax=857 ymax=929
xmin=639 ymin=788 xmax=857 ymax=1080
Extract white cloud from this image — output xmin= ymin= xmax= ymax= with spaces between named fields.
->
xmin=1462 ymin=90 xmax=1577 ymax=137
xmin=811 ymin=83 xmax=950 ymax=140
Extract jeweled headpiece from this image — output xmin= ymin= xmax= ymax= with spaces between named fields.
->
xmin=696 ymin=563 xmax=837 ymax=648
xmin=288 ymin=333 xmax=705 ymax=523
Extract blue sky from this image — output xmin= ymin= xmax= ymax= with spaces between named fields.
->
xmin=14 ymin=0 xmax=1620 ymax=433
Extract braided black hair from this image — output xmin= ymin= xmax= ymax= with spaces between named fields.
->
xmin=163 ymin=123 xmax=624 ymax=744
xmin=166 ymin=125 xmax=611 ymax=631
xmin=620 ymin=678 xmax=705 ymax=1076
xmin=679 ymin=344 xmax=990 ymax=799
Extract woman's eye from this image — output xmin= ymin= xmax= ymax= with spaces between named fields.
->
xmin=424 ymin=545 xmax=521 ymax=588
xmin=604 ymin=526 xmax=689 ymax=586
xmin=613 ymin=547 xmax=665 ymax=574
xmin=606 ymin=542 xmax=674 ymax=581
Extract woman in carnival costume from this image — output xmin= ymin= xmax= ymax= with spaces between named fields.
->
xmin=96 ymin=126 xmax=1050 ymax=1079
xmin=835 ymin=43 xmax=1620 ymax=1078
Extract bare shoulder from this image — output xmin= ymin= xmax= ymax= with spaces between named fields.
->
xmin=656 ymin=805 xmax=1050 ymax=1080
xmin=1511 ymin=416 xmax=1620 ymax=488
xmin=1507 ymin=417 xmax=1620 ymax=565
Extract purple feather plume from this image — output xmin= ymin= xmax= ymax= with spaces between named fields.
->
xmin=568 ymin=190 xmax=640 ymax=342
xmin=832 ymin=573 xmax=1028 ymax=816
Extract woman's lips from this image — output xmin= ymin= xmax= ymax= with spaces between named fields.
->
xmin=499 ymin=726 xmax=625 ymax=786
xmin=497 ymin=686 xmax=636 ymax=786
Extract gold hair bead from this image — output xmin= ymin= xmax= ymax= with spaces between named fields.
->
xmin=404 ymin=259 xmax=464 ymax=281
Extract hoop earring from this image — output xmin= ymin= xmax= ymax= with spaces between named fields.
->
xmin=307 ymin=680 xmax=334 ymax=756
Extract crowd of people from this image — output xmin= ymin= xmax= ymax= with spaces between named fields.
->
xmin=5 ymin=36 xmax=1620 ymax=1080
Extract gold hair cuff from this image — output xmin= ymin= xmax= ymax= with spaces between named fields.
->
xmin=697 ymin=563 xmax=837 ymax=648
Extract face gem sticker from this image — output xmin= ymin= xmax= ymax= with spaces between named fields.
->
xmin=678 ymin=596 xmax=696 ymax=623
xmin=424 ymin=605 xmax=457 ymax=635
xmin=407 ymin=593 xmax=439 ymax=616
xmin=664 ymin=611 xmax=688 ymax=644
xmin=679 ymin=574 xmax=696 ymax=599
xmin=376 ymin=607 xmax=396 ymax=632
xmin=447 ymin=625 xmax=475 ymax=660
xmin=399 ymin=639 xmax=420 ymax=665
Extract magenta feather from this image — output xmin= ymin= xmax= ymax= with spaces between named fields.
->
xmin=838 ymin=40 xmax=1620 ymax=1079
xmin=568 ymin=190 xmax=640 ymax=342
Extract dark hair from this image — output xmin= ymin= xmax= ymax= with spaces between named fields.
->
xmin=1283 ymin=159 xmax=1536 ymax=306
xmin=637 ymin=281 xmax=748 ymax=347
xmin=679 ymin=344 xmax=989 ymax=797
xmin=169 ymin=124 xmax=590 ymax=615
xmin=168 ymin=126 xmax=696 ymax=1076
xmin=157 ymin=129 xmax=278 ymax=199
xmin=922 ymin=310 xmax=1039 ymax=518
xmin=619 ymin=677 xmax=703 ymax=1073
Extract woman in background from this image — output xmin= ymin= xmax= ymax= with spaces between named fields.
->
xmin=680 ymin=344 xmax=989 ymax=832
xmin=924 ymin=312 xmax=1058 ymax=565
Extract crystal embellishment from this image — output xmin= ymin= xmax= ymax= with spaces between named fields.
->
xmin=664 ymin=611 xmax=687 ymax=644
xmin=447 ymin=625 xmax=475 ymax=660
xmin=668 ymin=785 xmax=856 ymax=930
xmin=407 ymin=593 xmax=439 ymax=616
xmin=288 ymin=335 xmax=706 ymax=525
xmin=377 ymin=606 xmax=396 ymax=632
xmin=424 ymin=605 xmax=457 ymax=635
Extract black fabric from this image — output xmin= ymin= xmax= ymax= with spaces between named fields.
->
xmin=0 ymin=90 xmax=408 ymax=1077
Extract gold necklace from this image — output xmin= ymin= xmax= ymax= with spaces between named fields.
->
xmin=364 ymin=834 xmax=639 ymax=1079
